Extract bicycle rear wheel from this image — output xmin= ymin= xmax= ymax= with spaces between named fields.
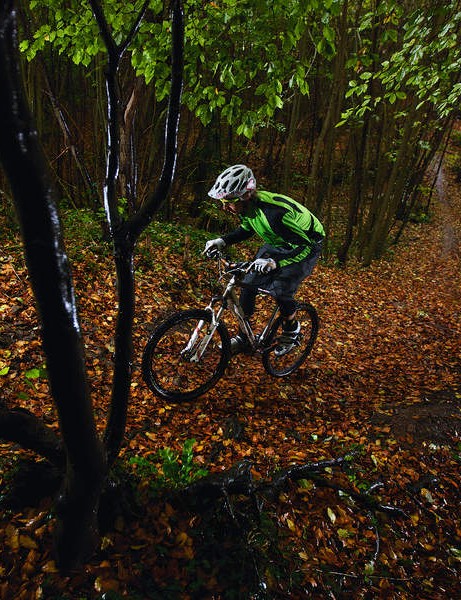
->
xmin=262 ymin=302 xmax=318 ymax=377
xmin=142 ymin=309 xmax=231 ymax=401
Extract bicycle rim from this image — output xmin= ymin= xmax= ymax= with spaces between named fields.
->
xmin=142 ymin=309 xmax=231 ymax=401
xmin=262 ymin=303 xmax=318 ymax=377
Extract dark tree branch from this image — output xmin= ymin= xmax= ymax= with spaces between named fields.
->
xmin=86 ymin=0 xmax=184 ymax=464
xmin=304 ymin=472 xmax=407 ymax=517
xmin=128 ymin=0 xmax=185 ymax=239
xmin=183 ymin=454 xmax=407 ymax=579
xmin=0 ymin=402 xmax=65 ymax=467
xmin=88 ymin=0 xmax=121 ymax=234
xmin=184 ymin=456 xmax=408 ymax=520
xmin=103 ymin=237 xmax=136 ymax=467
xmin=119 ymin=0 xmax=149 ymax=56
xmin=88 ymin=0 xmax=150 ymax=235
xmin=104 ymin=2 xmax=184 ymax=465
xmin=185 ymin=460 xmax=256 ymax=504
xmin=87 ymin=0 xmax=118 ymax=60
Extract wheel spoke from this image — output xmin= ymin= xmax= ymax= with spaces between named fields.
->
xmin=142 ymin=310 xmax=230 ymax=400
xmin=263 ymin=303 xmax=318 ymax=377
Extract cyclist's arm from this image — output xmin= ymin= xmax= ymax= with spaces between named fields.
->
xmin=222 ymin=226 xmax=254 ymax=246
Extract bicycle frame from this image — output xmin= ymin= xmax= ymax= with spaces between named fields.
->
xmin=200 ymin=263 xmax=281 ymax=355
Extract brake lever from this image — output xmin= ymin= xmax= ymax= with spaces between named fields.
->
xmin=204 ymin=248 xmax=225 ymax=260
xmin=227 ymin=261 xmax=253 ymax=274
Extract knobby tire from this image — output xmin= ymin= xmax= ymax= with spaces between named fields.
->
xmin=142 ymin=309 xmax=231 ymax=401
xmin=262 ymin=302 xmax=318 ymax=377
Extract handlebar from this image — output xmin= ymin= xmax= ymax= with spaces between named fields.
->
xmin=204 ymin=249 xmax=253 ymax=275
xmin=226 ymin=261 xmax=253 ymax=275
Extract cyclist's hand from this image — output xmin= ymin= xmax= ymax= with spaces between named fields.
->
xmin=252 ymin=258 xmax=277 ymax=273
xmin=203 ymin=237 xmax=226 ymax=257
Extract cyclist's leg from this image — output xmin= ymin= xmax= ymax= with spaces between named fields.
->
xmin=271 ymin=250 xmax=322 ymax=354
xmin=277 ymin=297 xmax=297 ymax=319
xmin=272 ymin=277 xmax=301 ymax=326
xmin=239 ymin=286 xmax=257 ymax=320
xmin=263 ymin=301 xmax=318 ymax=375
xmin=274 ymin=244 xmax=322 ymax=322
xmin=227 ymin=287 xmax=257 ymax=353
xmin=275 ymin=297 xmax=301 ymax=355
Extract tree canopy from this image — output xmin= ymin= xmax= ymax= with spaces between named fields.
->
xmin=12 ymin=0 xmax=461 ymax=262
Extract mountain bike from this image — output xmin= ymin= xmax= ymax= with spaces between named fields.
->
xmin=142 ymin=251 xmax=319 ymax=401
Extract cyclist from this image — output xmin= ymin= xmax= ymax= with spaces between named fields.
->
xmin=204 ymin=164 xmax=325 ymax=355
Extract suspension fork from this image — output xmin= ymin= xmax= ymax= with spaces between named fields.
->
xmin=185 ymin=301 xmax=227 ymax=363
xmin=186 ymin=275 xmax=241 ymax=361
xmin=226 ymin=287 xmax=257 ymax=345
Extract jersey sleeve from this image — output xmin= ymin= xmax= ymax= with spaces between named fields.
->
xmin=222 ymin=226 xmax=254 ymax=246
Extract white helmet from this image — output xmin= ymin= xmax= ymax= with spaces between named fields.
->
xmin=208 ymin=164 xmax=256 ymax=200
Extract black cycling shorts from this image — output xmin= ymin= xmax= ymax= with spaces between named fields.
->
xmin=239 ymin=243 xmax=322 ymax=317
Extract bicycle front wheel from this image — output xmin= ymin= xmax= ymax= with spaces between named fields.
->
xmin=262 ymin=302 xmax=318 ymax=377
xmin=142 ymin=309 xmax=231 ymax=401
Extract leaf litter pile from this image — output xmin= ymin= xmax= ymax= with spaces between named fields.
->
xmin=0 ymin=169 xmax=460 ymax=599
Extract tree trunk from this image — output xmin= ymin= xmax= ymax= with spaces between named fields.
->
xmin=0 ymin=0 xmax=107 ymax=569
xmin=282 ymin=31 xmax=310 ymax=191
xmin=362 ymin=110 xmax=415 ymax=264
xmin=103 ymin=233 xmax=136 ymax=466
xmin=337 ymin=123 xmax=367 ymax=264
xmin=1 ymin=0 xmax=184 ymax=570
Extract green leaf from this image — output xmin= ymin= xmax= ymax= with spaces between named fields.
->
xmin=364 ymin=561 xmax=375 ymax=575
xmin=25 ymin=368 xmax=41 ymax=379
xmin=24 ymin=366 xmax=47 ymax=379
xmin=323 ymin=25 xmax=335 ymax=43
xmin=337 ymin=528 xmax=352 ymax=539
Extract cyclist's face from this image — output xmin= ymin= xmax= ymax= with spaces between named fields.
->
xmin=221 ymin=191 xmax=251 ymax=214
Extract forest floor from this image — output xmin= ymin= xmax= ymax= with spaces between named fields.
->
xmin=0 ymin=156 xmax=460 ymax=599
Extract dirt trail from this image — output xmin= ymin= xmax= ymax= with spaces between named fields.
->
xmin=436 ymin=162 xmax=461 ymax=257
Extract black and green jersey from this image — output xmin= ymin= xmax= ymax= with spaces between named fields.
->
xmin=222 ymin=190 xmax=325 ymax=268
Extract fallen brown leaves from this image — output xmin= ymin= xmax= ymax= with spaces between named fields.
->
xmin=1 ymin=166 xmax=460 ymax=598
